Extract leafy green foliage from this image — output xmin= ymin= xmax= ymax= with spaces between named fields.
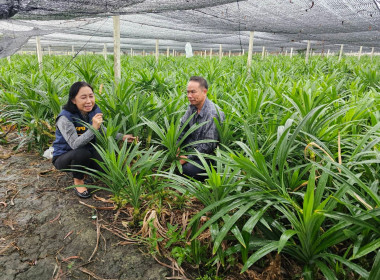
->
xmin=1 ymin=53 xmax=379 ymax=279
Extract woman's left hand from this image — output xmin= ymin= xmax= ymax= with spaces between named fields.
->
xmin=122 ymin=134 xmax=138 ymax=143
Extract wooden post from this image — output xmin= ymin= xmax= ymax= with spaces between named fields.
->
xmin=219 ymin=44 xmax=222 ymax=62
xmin=339 ymin=44 xmax=344 ymax=61
xmin=103 ymin=44 xmax=107 ymax=60
xmin=371 ymin=47 xmax=374 ymax=60
xmin=247 ymin=31 xmax=254 ymax=68
xmin=290 ymin=47 xmax=293 ymax=58
xmin=36 ymin=36 xmax=43 ymax=71
xmin=113 ymin=15 xmax=121 ymax=82
xmin=261 ymin=46 xmax=265 ymax=59
xmin=358 ymin=46 xmax=362 ymax=60
xmin=305 ymin=40 xmax=311 ymax=63
xmin=209 ymin=48 xmax=212 ymax=59
xmin=155 ymin=39 xmax=159 ymax=62
xmin=167 ymin=47 xmax=169 ymax=58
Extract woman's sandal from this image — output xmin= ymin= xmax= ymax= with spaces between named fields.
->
xmin=74 ymin=188 xmax=92 ymax=199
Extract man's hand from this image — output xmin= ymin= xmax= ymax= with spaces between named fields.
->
xmin=123 ymin=134 xmax=138 ymax=143
xmin=179 ymin=155 xmax=187 ymax=165
xmin=92 ymin=113 xmax=103 ymax=130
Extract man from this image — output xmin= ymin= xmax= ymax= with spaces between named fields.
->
xmin=177 ymin=76 xmax=225 ymax=180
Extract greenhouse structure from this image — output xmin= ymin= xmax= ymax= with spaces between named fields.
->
xmin=0 ymin=1 xmax=379 ymax=280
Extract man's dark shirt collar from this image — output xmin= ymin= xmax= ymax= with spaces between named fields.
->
xmin=189 ymin=98 xmax=210 ymax=118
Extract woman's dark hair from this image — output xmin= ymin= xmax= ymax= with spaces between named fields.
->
xmin=63 ymin=81 xmax=94 ymax=113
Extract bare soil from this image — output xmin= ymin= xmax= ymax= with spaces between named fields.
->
xmin=0 ymin=142 xmax=168 ymax=280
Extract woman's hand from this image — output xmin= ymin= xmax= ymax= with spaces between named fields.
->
xmin=92 ymin=113 xmax=103 ymax=130
xmin=122 ymin=134 xmax=138 ymax=143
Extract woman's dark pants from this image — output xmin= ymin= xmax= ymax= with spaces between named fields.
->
xmin=52 ymin=148 xmax=102 ymax=180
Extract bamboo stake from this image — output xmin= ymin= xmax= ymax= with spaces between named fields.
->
xmin=72 ymin=45 xmax=74 ymax=56
xmin=48 ymin=46 xmax=51 ymax=56
xmin=339 ymin=44 xmax=344 ymax=61
xmin=155 ymin=39 xmax=159 ymax=62
xmin=219 ymin=44 xmax=222 ymax=62
xmin=113 ymin=15 xmax=121 ymax=82
xmin=229 ymin=50 xmax=231 ymax=57
xmin=305 ymin=40 xmax=311 ymax=63
xmin=247 ymin=31 xmax=254 ymax=67
xmin=358 ymin=46 xmax=362 ymax=60
xmin=327 ymin=49 xmax=330 ymax=57
xmin=166 ymin=47 xmax=169 ymax=58
xmin=172 ymin=49 xmax=175 ymax=56
xmin=290 ymin=47 xmax=293 ymax=58
xmin=103 ymin=44 xmax=107 ymax=60
xmin=209 ymin=48 xmax=212 ymax=59
xmin=36 ymin=36 xmax=43 ymax=71
xmin=7 ymin=56 xmax=10 ymax=63
xmin=371 ymin=47 xmax=374 ymax=60
xmin=261 ymin=46 xmax=265 ymax=59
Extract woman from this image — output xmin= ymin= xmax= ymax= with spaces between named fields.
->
xmin=52 ymin=81 xmax=136 ymax=198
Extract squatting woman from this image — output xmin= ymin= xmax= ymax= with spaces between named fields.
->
xmin=52 ymin=81 xmax=136 ymax=198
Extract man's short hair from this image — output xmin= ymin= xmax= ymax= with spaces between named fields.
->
xmin=189 ymin=76 xmax=208 ymax=90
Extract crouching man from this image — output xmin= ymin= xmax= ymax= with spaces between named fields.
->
xmin=177 ymin=76 xmax=225 ymax=180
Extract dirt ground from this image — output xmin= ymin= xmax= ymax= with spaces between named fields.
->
xmin=0 ymin=141 xmax=169 ymax=280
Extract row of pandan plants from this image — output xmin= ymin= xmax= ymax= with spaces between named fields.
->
xmin=1 ymin=53 xmax=379 ymax=279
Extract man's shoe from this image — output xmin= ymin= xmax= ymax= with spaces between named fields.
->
xmin=74 ymin=188 xmax=92 ymax=199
